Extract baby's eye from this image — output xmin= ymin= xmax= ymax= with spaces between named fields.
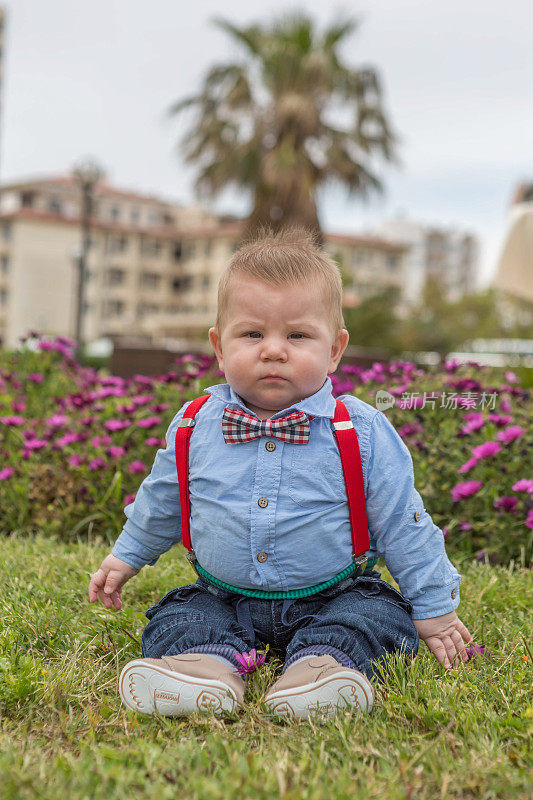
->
xmin=246 ymin=332 xmax=262 ymax=338
xmin=289 ymin=333 xmax=304 ymax=339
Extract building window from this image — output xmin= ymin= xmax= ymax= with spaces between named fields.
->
xmin=204 ymin=240 xmax=212 ymax=256
xmin=48 ymin=197 xmax=62 ymax=214
xmin=137 ymin=302 xmax=160 ymax=317
xmin=105 ymin=267 xmax=125 ymax=286
xmin=0 ymin=255 xmax=9 ymax=274
xmin=109 ymin=206 xmax=120 ymax=221
xmin=106 ymin=235 xmax=128 ymax=254
xmin=201 ymin=274 xmax=210 ymax=289
xmin=148 ymin=211 xmax=162 ymax=225
xmin=173 ymin=241 xmax=182 ymax=260
xmin=183 ymin=241 xmax=196 ymax=259
xmin=352 ymin=250 xmax=367 ymax=267
xmin=1 ymin=223 xmax=11 ymax=241
xmin=140 ymin=271 xmax=162 ymax=289
xmin=140 ymin=238 xmax=163 ymax=258
xmin=386 ymin=254 xmax=398 ymax=271
xmin=102 ymin=299 xmax=125 ymax=317
xmin=20 ymin=191 xmax=35 ymax=208
xmin=0 ymin=288 xmax=8 ymax=307
xmin=131 ymin=207 xmax=140 ymax=224
xmin=171 ymin=276 xmax=191 ymax=293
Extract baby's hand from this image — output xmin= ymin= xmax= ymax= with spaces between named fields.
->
xmin=413 ymin=611 xmax=473 ymax=670
xmin=88 ymin=553 xmax=139 ymax=611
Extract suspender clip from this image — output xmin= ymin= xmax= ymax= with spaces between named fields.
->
xmin=352 ymin=554 xmax=368 ymax=573
xmin=186 ymin=549 xmax=199 ymax=574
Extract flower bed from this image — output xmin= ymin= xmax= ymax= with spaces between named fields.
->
xmin=0 ymin=336 xmax=530 ymax=565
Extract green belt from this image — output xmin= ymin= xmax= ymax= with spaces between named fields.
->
xmin=186 ymin=552 xmax=379 ymax=599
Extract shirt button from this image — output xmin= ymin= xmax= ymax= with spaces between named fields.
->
xmin=414 ymin=512 xmax=421 ymax=522
xmin=451 ymin=588 xmax=457 ymax=599
xmin=257 ymin=552 xmax=268 ymax=562
xmin=258 ymin=497 xmax=268 ymax=508
xmin=265 ymin=441 xmax=276 ymax=451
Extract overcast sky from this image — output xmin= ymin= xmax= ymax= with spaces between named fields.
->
xmin=2 ymin=1 xmax=532 ymax=284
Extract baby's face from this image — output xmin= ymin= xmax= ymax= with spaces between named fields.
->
xmin=208 ymin=277 xmax=349 ymax=419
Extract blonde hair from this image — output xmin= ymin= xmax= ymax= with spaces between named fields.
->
xmin=215 ymin=225 xmax=345 ymax=333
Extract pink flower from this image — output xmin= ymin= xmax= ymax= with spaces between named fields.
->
xmin=46 ymin=414 xmax=68 ymax=428
xmin=56 ymin=432 xmax=81 ymax=447
xmin=128 ymin=460 xmax=147 ymax=474
xmin=151 ymin=403 xmax=170 ymax=412
xmin=145 ymin=437 xmax=165 ymax=447
xmin=505 ymin=371 xmax=518 ymax=383
xmin=525 ymin=510 xmax=533 ymax=530
xmin=88 ymin=457 xmax=105 ymax=471
xmin=0 ymin=467 xmax=14 ymax=480
xmin=107 ymin=445 xmax=126 ymax=459
xmin=471 ymin=441 xmax=502 ymax=460
xmin=460 ymin=416 xmax=485 ymax=435
xmin=458 ymin=457 xmax=480 ymax=474
xmin=104 ymin=419 xmax=130 ymax=432
xmin=28 ymin=373 xmax=44 ymax=383
xmin=68 ymin=454 xmax=84 ymax=467
xmin=124 ymin=493 xmax=136 ymax=505
xmin=496 ymin=425 xmax=525 ymax=445
xmin=234 ymin=648 xmax=267 ymax=676
xmin=459 ymin=521 xmax=473 ymax=531
xmin=136 ymin=416 xmax=162 ymax=429
xmin=0 ymin=415 xmax=25 ymax=427
xmin=12 ymin=401 xmax=26 ymax=412
xmin=488 ymin=413 xmax=513 ymax=427
xmin=451 ymin=480 xmax=483 ymax=502
xmin=494 ymin=496 xmax=518 ymax=514
xmin=512 ymin=479 xmax=533 ymax=494
xmin=500 ymin=399 xmax=512 ymax=412
xmin=23 ymin=438 xmax=47 ymax=451
xmin=117 ymin=403 xmax=136 ymax=414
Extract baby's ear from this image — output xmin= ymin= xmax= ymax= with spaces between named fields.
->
xmin=329 ymin=329 xmax=349 ymax=372
xmin=208 ymin=327 xmax=224 ymax=366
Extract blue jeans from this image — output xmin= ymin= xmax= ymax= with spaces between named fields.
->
xmin=141 ymin=570 xmax=419 ymax=682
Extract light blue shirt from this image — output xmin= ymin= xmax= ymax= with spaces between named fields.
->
xmin=112 ymin=377 xmax=461 ymax=619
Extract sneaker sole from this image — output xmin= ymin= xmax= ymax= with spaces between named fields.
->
xmin=119 ymin=660 xmax=239 ymax=716
xmin=264 ymin=670 xmax=374 ymax=720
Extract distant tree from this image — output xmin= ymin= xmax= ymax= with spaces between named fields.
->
xmin=169 ymin=10 xmax=397 ymax=245
xmin=343 ymin=288 xmax=401 ymax=352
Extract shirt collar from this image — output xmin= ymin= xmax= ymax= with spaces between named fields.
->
xmin=204 ymin=376 xmax=337 ymax=419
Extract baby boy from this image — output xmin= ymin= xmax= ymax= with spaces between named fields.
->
xmin=89 ymin=226 xmax=472 ymax=721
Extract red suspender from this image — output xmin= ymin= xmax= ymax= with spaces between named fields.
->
xmin=331 ymin=398 xmax=370 ymax=557
xmin=175 ymin=395 xmax=369 ymax=558
xmin=175 ymin=394 xmax=210 ymax=551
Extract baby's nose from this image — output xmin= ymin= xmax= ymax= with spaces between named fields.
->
xmin=261 ymin=337 xmax=287 ymax=358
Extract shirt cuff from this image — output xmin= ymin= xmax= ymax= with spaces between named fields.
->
xmin=112 ymin=528 xmax=162 ymax=570
xmin=409 ymin=579 xmax=461 ymax=619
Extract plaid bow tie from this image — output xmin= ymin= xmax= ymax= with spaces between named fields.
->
xmin=222 ymin=407 xmax=311 ymax=444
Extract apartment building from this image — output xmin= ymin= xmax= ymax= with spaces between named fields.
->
xmin=0 ymin=173 xmax=407 ymax=348
xmin=372 ymin=216 xmax=478 ymax=306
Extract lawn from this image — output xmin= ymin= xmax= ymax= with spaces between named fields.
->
xmin=1 ymin=534 xmax=531 ymax=800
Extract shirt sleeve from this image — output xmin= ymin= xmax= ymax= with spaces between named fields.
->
xmin=365 ymin=410 xmax=461 ymax=619
xmin=111 ymin=401 xmax=189 ymax=570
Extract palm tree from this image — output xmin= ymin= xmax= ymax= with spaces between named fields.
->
xmin=169 ymin=10 xmax=398 ymax=246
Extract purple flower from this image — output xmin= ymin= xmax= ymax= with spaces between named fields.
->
xmin=465 ymin=643 xmax=489 ymax=660
xmin=512 ymin=479 xmax=533 ymax=494
xmin=68 ymin=454 xmax=84 ymax=467
xmin=496 ymin=425 xmax=525 ymax=445
xmin=0 ymin=467 xmax=14 ymax=480
xmin=460 ymin=415 xmax=485 ymax=435
xmin=505 ymin=371 xmax=518 ymax=383
xmin=494 ymin=496 xmax=518 ymax=514
xmin=28 ymin=373 xmax=44 ymax=383
xmin=459 ymin=521 xmax=473 ymax=531
xmin=458 ymin=457 xmax=480 ymax=474
xmin=234 ymin=648 xmax=267 ymax=676
xmin=136 ymin=416 xmax=162 ymax=429
xmin=0 ymin=415 xmax=25 ymax=427
xmin=471 ymin=441 xmax=502 ymax=460
xmin=104 ymin=419 xmax=130 ymax=432
xmin=525 ymin=510 xmax=533 ymax=530
xmin=23 ymin=438 xmax=47 ymax=451
xmin=476 ymin=549 xmax=488 ymax=562
xmin=107 ymin=445 xmax=126 ymax=460
xmin=145 ymin=437 xmax=164 ymax=447
xmin=46 ymin=414 xmax=68 ymax=428
xmin=128 ymin=460 xmax=147 ymax=474
xmin=12 ymin=401 xmax=26 ymax=412
xmin=55 ymin=432 xmax=81 ymax=448
xmin=451 ymin=480 xmax=483 ymax=502
xmin=500 ymin=399 xmax=512 ymax=412
xmin=124 ymin=493 xmax=136 ymax=505
xmin=88 ymin=457 xmax=105 ymax=471
xmin=442 ymin=526 xmax=449 ymax=540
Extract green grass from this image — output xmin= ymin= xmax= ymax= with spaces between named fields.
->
xmin=1 ymin=534 xmax=531 ymax=799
